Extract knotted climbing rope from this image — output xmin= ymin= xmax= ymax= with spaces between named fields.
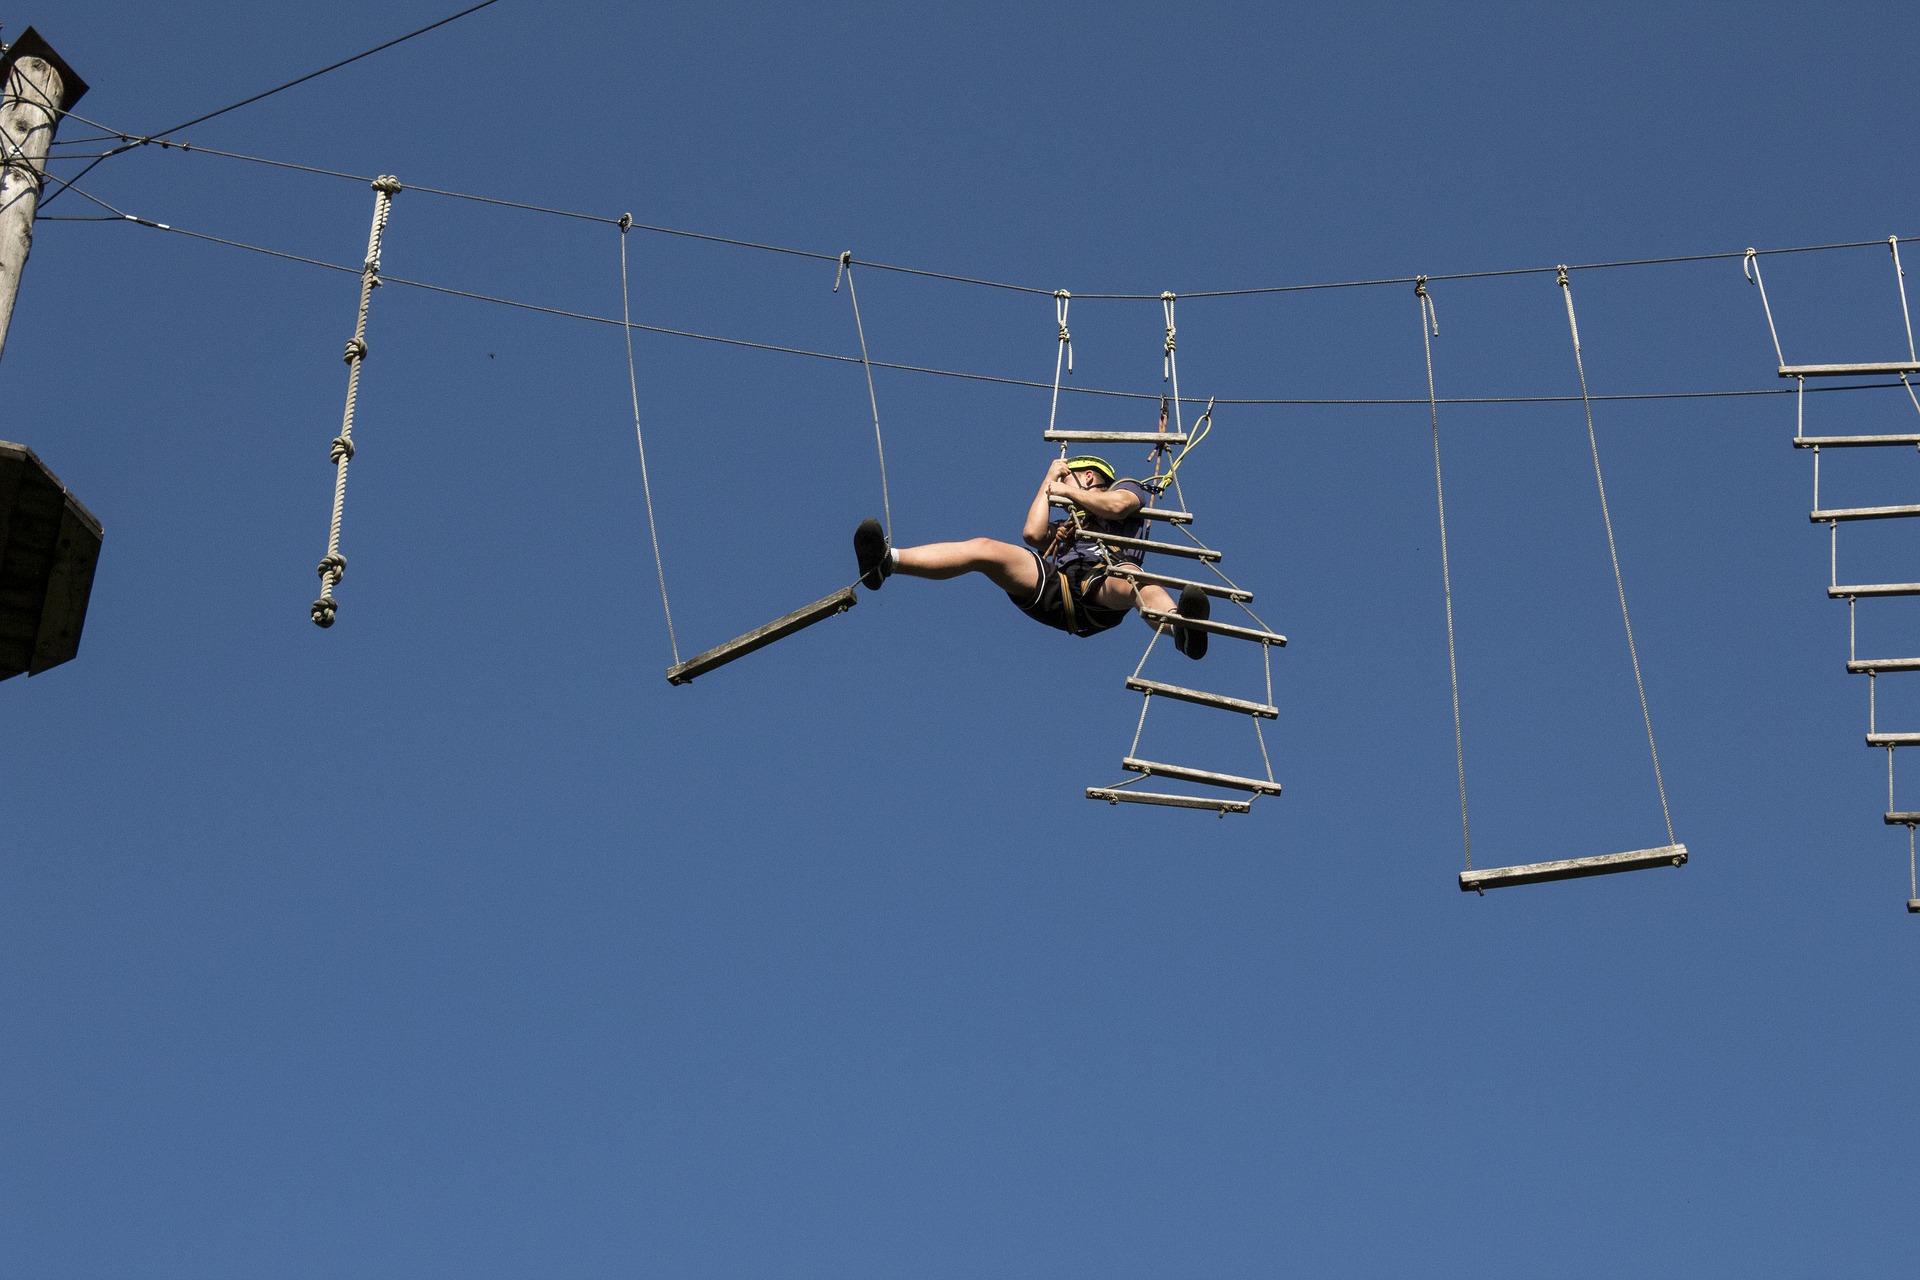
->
xmin=311 ymin=174 xmax=401 ymax=628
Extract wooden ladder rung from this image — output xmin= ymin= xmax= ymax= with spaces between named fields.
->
xmin=1884 ymin=811 xmax=1920 ymax=825
xmin=1848 ymin=657 xmax=1920 ymax=673
xmin=1810 ymin=505 xmax=1920 ymax=523
xmin=1138 ymin=608 xmax=1286 ymax=647
xmin=1458 ymin=843 xmax=1688 ymax=892
xmin=1831 ymin=582 xmax=1920 ymax=598
xmin=1109 ymin=566 xmax=1252 ymax=603
xmin=1044 ymin=429 xmax=1190 ymax=445
xmin=1086 ymin=787 xmax=1253 ymax=814
xmin=1779 ymin=362 xmax=1920 ymax=378
xmin=1909 ymin=899 xmax=1920 ymax=915
xmin=1126 ymin=676 xmax=1278 ymax=718
xmin=1867 ymin=733 xmax=1920 ymax=748
xmin=1121 ymin=757 xmax=1282 ymax=795
xmin=665 ymin=586 xmax=858 ymax=686
xmin=1081 ymin=531 xmax=1220 ymax=561
xmin=1049 ymin=497 xmax=1192 ymax=524
xmin=1795 ymin=434 xmax=1920 ymax=448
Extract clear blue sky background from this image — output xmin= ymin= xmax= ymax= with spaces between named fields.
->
xmin=7 ymin=3 xmax=1920 ymax=1276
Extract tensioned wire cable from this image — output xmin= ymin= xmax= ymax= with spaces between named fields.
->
xmin=1558 ymin=265 xmax=1676 ymax=849
xmin=100 ymin=211 xmax=1920 ymax=411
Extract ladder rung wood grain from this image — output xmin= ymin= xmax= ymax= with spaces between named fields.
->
xmin=1458 ymin=844 xmax=1688 ymax=892
xmin=1810 ymin=505 xmax=1920 ymax=523
xmin=1125 ymin=677 xmax=1278 ymax=718
xmin=1138 ymin=608 xmax=1286 ymax=647
xmin=1847 ymin=657 xmax=1920 ymax=673
xmin=1086 ymin=787 xmax=1253 ymax=814
xmin=1121 ymin=757 xmax=1282 ymax=795
xmin=1779 ymin=362 xmax=1920 ymax=378
xmin=665 ymin=586 xmax=858 ymax=686
xmin=1081 ymin=532 xmax=1220 ymax=561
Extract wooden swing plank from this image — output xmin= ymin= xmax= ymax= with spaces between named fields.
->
xmin=1080 ymin=531 xmax=1219 ymax=561
xmin=1044 ymin=430 xmax=1190 ymax=445
xmin=1086 ymin=787 xmax=1253 ymax=814
xmin=1108 ymin=566 xmax=1253 ymax=603
xmin=1795 ymin=434 xmax=1920 ymax=448
xmin=665 ymin=586 xmax=858 ymax=686
xmin=1138 ymin=608 xmax=1287 ymax=647
xmin=1810 ymin=504 xmax=1920 ymax=522
xmin=1126 ymin=677 xmax=1278 ymax=718
xmin=1779 ymin=362 xmax=1920 ymax=378
xmin=1883 ymin=812 xmax=1920 ymax=825
xmin=1847 ymin=657 xmax=1920 ymax=673
xmin=1121 ymin=757 xmax=1282 ymax=795
xmin=1830 ymin=582 xmax=1920 ymax=598
xmin=1048 ymin=497 xmax=1192 ymax=524
xmin=1458 ymin=843 xmax=1688 ymax=892
xmin=1867 ymin=733 xmax=1920 ymax=747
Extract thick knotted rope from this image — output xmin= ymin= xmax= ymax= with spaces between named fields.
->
xmin=312 ymin=174 xmax=400 ymax=628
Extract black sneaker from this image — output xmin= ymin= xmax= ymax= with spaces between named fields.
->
xmin=1173 ymin=585 xmax=1209 ymax=660
xmin=854 ymin=518 xmax=891 ymax=590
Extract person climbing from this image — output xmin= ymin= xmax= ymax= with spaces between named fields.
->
xmin=853 ymin=454 xmax=1209 ymax=658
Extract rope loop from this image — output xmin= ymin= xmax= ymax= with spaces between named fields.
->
xmin=1161 ymin=292 xmax=1177 ymax=381
xmin=833 ymin=250 xmax=852 ymax=293
xmin=330 ymin=435 xmax=355 ymax=464
xmin=1415 ymin=276 xmax=1438 ymax=335
xmin=370 ymin=174 xmax=402 ymax=194
xmin=342 ymin=337 xmax=368 ymax=364
xmin=1742 ymin=247 xmax=1757 ymax=284
xmin=1054 ymin=290 xmax=1073 ymax=374
xmin=618 ymin=212 xmax=632 ymax=232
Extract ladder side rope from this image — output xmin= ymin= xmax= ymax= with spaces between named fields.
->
xmin=1418 ymin=278 xmax=1472 ymax=870
xmin=1743 ymin=249 xmax=1787 ymax=369
xmin=835 ymin=252 xmax=892 ymax=538
xmin=618 ymin=214 xmax=681 ymax=664
xmin=1048 ymin=290 xmax=1073 ymax=444
xmin=1884 ymin=238 xmax=1920 ymax=421
xmin=1558 ymin=266 xmax=1677 ymax=848
xmin=311 ymin=174 xmax=400 ymax=628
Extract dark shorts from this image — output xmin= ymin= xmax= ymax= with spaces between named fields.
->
xmin=1009 ymin=549 xmax=1130 ymax=637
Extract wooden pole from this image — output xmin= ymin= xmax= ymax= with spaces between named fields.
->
xmin=0 ymin=28 xmax=88 ymax=364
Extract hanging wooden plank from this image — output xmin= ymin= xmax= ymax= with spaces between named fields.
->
xmin=1810 ymin=504 xmax=1920 ymax=522
xmin=1795 ymin=434 xmax=1920 ymax=448
xmin=1779 ymin=362 xmax=1920 ymax=377
xmin=1458 ymin=843 xmax=1688 ymax=892
xmin=1848 ymin=657 xmax=1920 ymax=673
xmin=1831 ymin=583 xmax=1920 ymax=598
xmin=1867 ymin=733 xmax=1920 ymax=747
xmin=665 ymin=586 xmax=857 ymax=686
xmin=1126 ymin=676 xmax=1278 ymax=718
xmin=1121 ymin=757 xmax=1282 ymax=795
xmin=1044 ymin=430 xmax=1190 ymax=445
xmin=1138 ymin=608 xmax=1286 ymax=647
xmin=1108 ymin=566 xmax=1252 ymax=603
xmin=1086 ymin=787 xmax=1252 ymax=814
xmin=1882 ymin=812 xmax=1920 ymax=825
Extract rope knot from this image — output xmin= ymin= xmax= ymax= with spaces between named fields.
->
xmin=834 ymin=250 xmax=852 ymax=293
xmin=618 ymin=212 xmax=632 ymax=231
xmin=1414 ymin=275 xmax=1428 ymax=297
xmin=330 ymin=435 xmax=355 ymax=464
xmin=370 ymin=175 xmax=402 ymax=194
xmin=1556 ymin=264 xmax=1570 ymax=288
xmin=310 ymin=597 xmax=338 ymax=628
xmin=342 ymin=337 xmax=368 ymax=363
xmin=1742 ymin=248 xmax=1757 ymax=284
xmin=317 ymin=553 xmax=347 ymax=584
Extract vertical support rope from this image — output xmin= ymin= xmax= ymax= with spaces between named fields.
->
xmin=1884 ymin=238 xmax=1920 ymax=420
xmin=1558 ymin=266 xmax=1677 ymax=848
xmin=1744 ymin=249 xmax=1786 ymax=368
xmin=1161 ymin=293 xmax=1188 ymax=511
xmin=618 ymin=214 xmax=680 ymax=664
xmin=1417 ymin=278 xmax=1472 ymax=870
xmin=311 ymin=175 xmax=401 ymax=628
xmin=1048 ymin=290 xmax=1073 ymax=448
xmin=835 ymin=252 xmax=892 ymax=538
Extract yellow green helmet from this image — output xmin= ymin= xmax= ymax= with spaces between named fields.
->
xmin=1063 ymin=455 xmax=1115 ymax=483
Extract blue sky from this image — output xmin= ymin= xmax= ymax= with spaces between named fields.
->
xmin=7 ymin=3 xmax=1920 ymax=1276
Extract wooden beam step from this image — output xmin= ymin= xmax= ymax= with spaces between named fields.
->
xmin=1811 ymin=505 xmax=1920 ymax=523
xmin=1138 ymin=608 xmax=1286 ymax=647
xmin=1109 ymin=566 xmax=1252 ymax=603
xmin=1831 ymin=583 xmax=1920 ymax=598
xmin=1848 ymin=657 xmax=1920 ymax=674
xmin=1779 ymin=362 xmax=1920 ymax=378
xmin=1050 ymin=497 xmax=1191 ymax=524
xmin=1126 ymin=677 xmax=1278 ymax=718
xmin=1121 ymin=757 xmax=1282 ymax=795
xmin=1085 ymin=788 xmax=1253 ymax=814
xmin=1868 ymin=733 xmax=1920 ymax=748
xmin=1884 ymin=812 xmax=1920 ymax=825
xmin=1045 ymin=430 xmax=1189 ymax=445
xmin=1081 ymin=531 xmax=1219 ymax=561
xmin=1458 ymin=844 xmax=1688 ymax=892
xmin=1795 ymin=434 xmax=1920 ymax=448
xmin=666 ymin=586 xmax=857 ymax=686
